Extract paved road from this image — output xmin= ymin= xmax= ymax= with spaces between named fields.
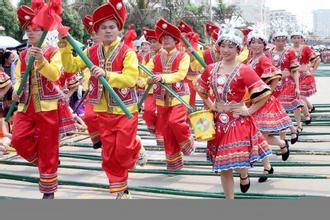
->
xmin=1 ymin=75 xmax=330 ymax=199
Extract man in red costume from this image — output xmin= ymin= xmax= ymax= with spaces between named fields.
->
xmin=146 ymin=18 xmax=194 ymax=171
xmin=81 ymin=15 xmax=102 ymax=149
xmin=59 ymin=0 xmax=141 ymax=199
xmin=139 ymin=28 xmax=164 ymax=146
xmin=12 ymin=3 xmax=62 ymax=199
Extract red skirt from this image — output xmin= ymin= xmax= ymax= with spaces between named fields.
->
xmin=299 ymin=71 xmax=317 ymax=97
xmin=58 ymin=99 xmax=77 ymax=135
xmin=277 ymin=76 xmax=304 ymax=111
xmin=252 ymin=95 xmax=292 ymax=132
xmin=207 ymin=112 xmax=272 ymax=172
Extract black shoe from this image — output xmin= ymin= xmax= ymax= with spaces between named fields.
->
xmin=240 ymin=175 xmax=250 ymax=193
xmin=42 ymin=193 xmax=54 ymax=199
xmin=305 ymin=116 xmax=312 ymax=125
xmin=280 ymin=140 xmax=290 ymax=161
xmin=290 ymin=131 xmax=299 ymax=145
xmin=92 ymin=141 xmax=102 ymax=150
xmin=258 ymin=166 xmax=274 ymax=183
xmin=309 ymin=106 xmax=315 ymax=113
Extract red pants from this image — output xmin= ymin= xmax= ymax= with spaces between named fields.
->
xmin=96 ymin=112 xmax=141 ymax=193
xmin=157 ymin=104 xmax=193 ymax=170
xmin=187 ymin=80 xmax=196 ymax=108
xmin=142 ymin=94 xmax=164 ymax=145
xmin=11 ymin=101 xmax=59 ymax=193
xmin=83 ymin=99 xmax=100 ymax=144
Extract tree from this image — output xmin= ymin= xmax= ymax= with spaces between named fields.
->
xmin=70 ymin=0 xmax=106 ymax=18
xmin=0 ymin=0 xmax=20 ymax=38
xmin=212 ymin=0 xmax=241 ymax=24
xmin=18 ymin=0 xmax=31 ymax=7
xmin=125 ymin=0 xmax=162 ymax=36
xmin=182 ymin=4 xmax=208 ymax=42
xmin=62 ymin=1 xmax=85 ymax=42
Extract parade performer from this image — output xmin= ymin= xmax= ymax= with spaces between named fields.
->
xmin=11 ymin=3 xmax=62 ymax=199
xmin=58 ymin=0 xmax=141 ymax=199
xmin=205 ymin=21 xmax=220 ymax=47
xmin=56 ymin=71 xmax=81 ymax=137
xmin=0 ymin=69 xmax=12 ymax=156
xmin=203 ymin=22 xmax=221 ymax=66
xmin=268 ymin=31 xmax=302 ymax=143
xmin=193 ymin=27 xmax=272 ymax=199
xmin=139 ymin=28 xmax=164 ymax=146
xmin=246 ymin=30 xmax=293 ymax=182
xmin=178 ymin=20 xmax=203 ymax=108
xmin=291 ymin=31 xmax=320 ymax=117
xmin=81 ymin=15 xmax=102 ymax=149
xmin=236 ymin=28 xmax=252 ymax=63
xmin=146 ymin=18 xmax=194 ymax=171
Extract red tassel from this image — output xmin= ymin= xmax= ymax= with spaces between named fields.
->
xmin=58 ymin=25 xmax=70 ymax=37
xmin=184 ymin=32 xmax=200 ymax=49
xmin=124 ymin=24 xmax=137 ymax=49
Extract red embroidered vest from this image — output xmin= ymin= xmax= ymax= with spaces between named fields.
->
xmin=152 ymin=50 xmax=190 ymax=100
xmin=203 ymin=48 xmax=219 ymax=65
xmin=88 ymin=43 xmax=138 ymax=108
xmin=19 ymin=46 xmax=61 ymax=104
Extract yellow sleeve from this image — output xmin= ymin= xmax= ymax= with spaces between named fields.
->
xmin=190 ymin=48 xmax=204 ymax=72
xmin=35 ymin=50 xmax=62 ymax=82
xmin=236 ymin=48 xmax=249 ymax=63
xmin=145 ymin=58 xmax=155 ymax=74
xmin=161 ymin=53 xmax=189 ymax=84
xmin=14 ymin=60 xmax=21 ymax=91
xmin=136 ymin=58 xmax=149 ymax=88
xmin=106 ymin=50 xmax=139 ymax=88
xmin=136 ymin=58 xmax=147 ymax=88
xmin=59 ymin=44 xmax=87 ymax=73
xmin=138 ymin=57 xmax=155 ymax=79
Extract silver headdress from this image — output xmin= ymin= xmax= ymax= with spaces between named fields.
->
xmin=247 ymin=29 xmax=268 ymax=44
xmin=216 ymin=25 xmax=243 ymax=49
xmin=290 ymin=30 xmax=304 ymax=38
xmin=272 ymin=29 xmax=288 ymax=41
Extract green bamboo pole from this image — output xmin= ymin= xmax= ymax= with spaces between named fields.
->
xmin=1 ymin=163 xmax=329 ymax=180
xmin=65 ymin=34 xmax=132 ymax=118
xmin=4 ymin=159 xmax=330 ymax=168
xmin=0 ymin=172 xmax=314 ymax=199
xmin=181 ymin=35 xmax=207 ymax=68
xmin=138 ymin=64 xmax=194 ymax=113
xmin=137 ymin=84 xmax=152 ymax=110
xmin=137 ymin=35 xmax=208 ymax=110
xmin=5 ymin=31 xmax=48 ymax=122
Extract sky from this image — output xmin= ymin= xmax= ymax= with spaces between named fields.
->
xmin=265 ymin=0 xmax=330 ymax=29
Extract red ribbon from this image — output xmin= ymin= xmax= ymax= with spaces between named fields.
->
xmin=32 ymin=0 xmax=63 ymax=31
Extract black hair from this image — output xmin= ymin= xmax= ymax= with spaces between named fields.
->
xmin=248 ymin=38 xmax=267 ymax=47
xmin=1 ymin=51 xmax=12 ymax=66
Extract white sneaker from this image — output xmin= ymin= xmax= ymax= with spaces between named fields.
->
xmin=116 ymin=191 xmax=132 ymax=199
xmin=137 ymin=145 xmax=148 ymax=167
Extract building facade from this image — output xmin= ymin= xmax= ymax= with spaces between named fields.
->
xmin=313 ymin=10 xmax=330 ymax=38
